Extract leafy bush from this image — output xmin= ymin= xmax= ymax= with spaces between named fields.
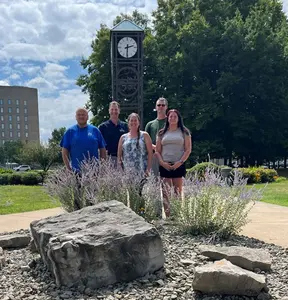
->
xmin=187 ymin=162 xmax=220 ymax=179
xmin=46 ymin=158 xmax=161 ymax=220
xmin=0 ymin=168 xmax=13 ymax=174
xmin=36 ymin=171 xmax=49 ymax=184
xmin=20 ymin=172 xmax=42 ymax=185
xmin=275 ymin=176 xmax=287 ymax=183
xmin=0 ymin=174 xmax=10 ymax=185
xmin=238 ymin=167 xmax=278 ymax=183
xmin=171 ymin=169 xmax=263 ymax=238
xmin=9 ymin=173 xmax=22 ymax=185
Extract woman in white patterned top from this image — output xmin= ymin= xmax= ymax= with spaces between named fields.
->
xmin=117 ymin=113 xmax=153 ymax=176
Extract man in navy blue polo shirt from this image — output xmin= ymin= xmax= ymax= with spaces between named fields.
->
xmin=98 ymin=101 xmax=128 ymax=166
xmin=61 ymin=108 xmax=106 ymax=172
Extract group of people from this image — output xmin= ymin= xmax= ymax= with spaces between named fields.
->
xmin=60 ymin=98 xmax=192 ymax=217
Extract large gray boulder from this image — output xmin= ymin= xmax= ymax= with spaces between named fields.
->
xmin=0 ymin=247 xmax=5 ymax=269
xmin=199 ymin=245 xmax=271 ymax=271
xmin=192 ymin=259 xmax=267 ymax=296
xmin=30 ymin=200 xmax=165 ymax=289
xmin=0 ymin=234 xmax=30 ymax=249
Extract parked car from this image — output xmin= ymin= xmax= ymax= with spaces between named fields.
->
xmin=13 ymin=165 xmax=31 ymax=172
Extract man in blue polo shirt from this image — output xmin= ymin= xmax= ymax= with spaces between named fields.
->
xmin=60 ymin=108 xmax=106 ymax=172
xmin=98 ymin=101 xmax=128 ymax=166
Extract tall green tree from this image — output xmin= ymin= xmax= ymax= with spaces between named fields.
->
xmin=19 ymin=143 xmax=59 ymax=172
xmin=77 ymin=1 xmax=288 ymax=165
xmin=0 ymin=141 xmax=24 ymax=164
xmin=48 ymin=127 xmax=66 ymax=146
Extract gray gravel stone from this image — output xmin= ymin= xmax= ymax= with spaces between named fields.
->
xmin=0 ymin=226 xmax=287 ymax=299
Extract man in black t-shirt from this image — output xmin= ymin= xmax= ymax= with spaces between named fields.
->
xmin=99 ymin=101 xmax=128 ymax=167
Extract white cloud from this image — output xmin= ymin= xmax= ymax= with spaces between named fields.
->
xmin=26 ymin=77 xmax=57 ymax=93
xmin=9 ymin=73 xmax=20 ymax=80
xmin=0 ymin=0 xmax=158 ymax=141
xmin=0 ymin=80 xmax=10 ymax=86
xmin=0 ymin=0 xmax=156 ymax=62
xmin=39 ymin=88 xmax=89 ymax=141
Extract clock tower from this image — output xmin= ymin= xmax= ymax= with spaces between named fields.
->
xmin=110 ymin=19 xmax=144 ymax=126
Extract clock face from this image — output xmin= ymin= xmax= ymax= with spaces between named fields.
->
xmin=117 ymin=37 xmax=137 ymax=58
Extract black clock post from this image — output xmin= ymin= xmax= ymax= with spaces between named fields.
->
xmin=110 ymin=19 xmax=144 ymax=127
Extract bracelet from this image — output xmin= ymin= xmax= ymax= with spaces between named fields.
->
xmin=180 ymin=160 xmax=184 ymax=164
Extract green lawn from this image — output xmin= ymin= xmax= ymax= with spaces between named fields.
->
xmin=0 ymin=185 xmax=60 ymax=215
xmin=254 ymin=181 xmax=288 ymax=207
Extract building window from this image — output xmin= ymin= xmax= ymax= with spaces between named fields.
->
xmin=9 ymin=124 xmax=12 ymax=130
xmin=18 ymin=132 xmax=21 ymax=138
xmin=17 ymin=124 xmax=20 ymax=130
xmin=1 ymin=124 xmax=4 ymax=129
xmin=16 ymin=108 xmax=19 ymax=114
xmin=8 ymin=116 xmax=12 ymax=121
xmin=10 ymin=132 xmax=13 ymax=138
xmin=8 ymin=99 xmax=11 ymax=105
xmin=0 ymin=100 xmax=3 ymax=105
xmin=0 ymin=108 xmax=3 ymax=113
xmin=24 ymin=116 xmax=28 ymax=122
xmin=1 ymin=132 xmax=4 ymax=137
xmin=2 ymin=140 xmax=4 ymax=145
xmin=8 ymin=107 xmax=12 ymax=113
xmin=17 ymin=116 xmax=20 ymax=122
xmin=24 ymin=108 xmax=27 ymax=114
xmin=1 ymin=116 xmax=3 ymax=121
xmin=25 ymin=132 xmax=28 ymax=138
xmin=16 ymin=100 xmax=19 ymax=105
xmin=24 ymin=100 xmax=27 ymax=106
xmin=25 ymin=124 xmax=28 ymax=130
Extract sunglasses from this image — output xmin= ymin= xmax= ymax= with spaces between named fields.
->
xmin=157 ymin=104 xmax=166 ymax=107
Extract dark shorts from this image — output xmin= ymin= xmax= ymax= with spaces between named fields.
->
xmin=159 ymin=163 xmax=186 ymax=179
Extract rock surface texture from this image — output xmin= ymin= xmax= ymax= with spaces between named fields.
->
xmin=199 ymin=245 xmax=272 ymax=271
xmin=30 ymin=200 xmax=165 ymax=289
xmin=0 ymin=234 xmax=30 ymax=249
xmin=0 ymin=247 xmax=5 ymax=269
xmin=192 ymin=259 xmax=267 ymax=296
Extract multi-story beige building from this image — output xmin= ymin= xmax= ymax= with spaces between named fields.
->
xmin=0 ymin=86 xmax=40 ymax=144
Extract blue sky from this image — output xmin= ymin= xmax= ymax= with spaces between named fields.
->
xmin=0 ymin=0 xmax=157 ymax=141
xmin=0 ymin=0 xmax=287 ymax=141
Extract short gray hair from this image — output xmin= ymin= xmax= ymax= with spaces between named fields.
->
xmin=156 ymin=97 xmax=168 ymax=106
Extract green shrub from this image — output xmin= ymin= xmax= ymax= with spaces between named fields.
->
xmin=275 ymin=176 xmax=287 ymax=183
xmin=21 ymin=172 xmax=42 ymax=185
xmin=238 ymin=167 xmax=278 ymax=184
xmin=36 ymin=171 xmax=49 ymax=184
xmin=0 ymin=168 xmax=13 ymax=174
xmin=187 ymin=162 xmax=220 ymax=179
xmin=0 ymin=174 xmax=10 ymax=185
xmin=9 ymin=173 xmax=22 ymax=185
xmin=171 ymin=170 xmax=263 ymax=238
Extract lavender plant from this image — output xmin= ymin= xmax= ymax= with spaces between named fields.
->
xmin=170 ymin=168 xmax=263 ymax=238
xmin=46 ymin=158 xmax=162 ymax=220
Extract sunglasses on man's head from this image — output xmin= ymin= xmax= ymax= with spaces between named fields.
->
xmin=157 ymin=104 xmax=166 ymax=107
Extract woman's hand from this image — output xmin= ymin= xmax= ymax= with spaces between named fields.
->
xmin=161 ymin=161 xmax=172 ymax=171
xmin=145 ymin=169 xmax=150 ymax=177
xmin=171 ymin=161 xmax=182 ymax=170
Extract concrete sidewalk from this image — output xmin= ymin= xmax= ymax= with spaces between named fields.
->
xmin=0 ymin=202 xmax=288 ymax=248
xmin=0 ymin=208 xmax=64 ymax=232
xmin=241 ymin=201 xmax=288 ymax=248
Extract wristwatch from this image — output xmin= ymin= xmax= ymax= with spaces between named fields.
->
xmin=180 ymin=160 xmax=184 ymax=164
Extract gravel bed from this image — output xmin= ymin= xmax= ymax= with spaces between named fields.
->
xmin=0 ymin=225 xmax=288 ymax=300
